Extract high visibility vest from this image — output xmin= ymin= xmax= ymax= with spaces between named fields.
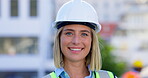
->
xmin=49 ymin=71 xmax=115 ymax=78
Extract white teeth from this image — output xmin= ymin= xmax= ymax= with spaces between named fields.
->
xmin=70 ymin=49 xmax=81 ymax=51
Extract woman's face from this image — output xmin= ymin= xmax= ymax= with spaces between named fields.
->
xmin=60 ymin=24 xmax=92 ymax=62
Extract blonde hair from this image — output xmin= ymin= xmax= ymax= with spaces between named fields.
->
xmin=53 ymin=27 xmax=102 ymax=71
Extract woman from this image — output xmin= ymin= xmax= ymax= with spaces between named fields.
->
xmin=43 ymin=0 xmax=116 ymax=78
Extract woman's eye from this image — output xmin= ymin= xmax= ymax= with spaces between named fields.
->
xmin=65 ymin=32 xmax=73 ymax=36
xmin=81 ymin=33 xmax=88 ymax=36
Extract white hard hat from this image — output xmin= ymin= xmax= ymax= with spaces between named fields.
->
xmin=53 ymin=0 xmax=101 ymax=33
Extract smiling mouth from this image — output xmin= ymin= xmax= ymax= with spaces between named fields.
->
xmin=68 ymin=47 xmax=84 ymax=53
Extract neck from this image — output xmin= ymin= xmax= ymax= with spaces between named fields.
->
xmin=64 ymin=60 xmax=89 ymax=78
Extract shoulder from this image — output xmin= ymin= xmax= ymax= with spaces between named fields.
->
xmin=42 ymin=68 xmax=64 ymax=78
xmin=42 ymin=74 xmax=51 ymax=78
xmin=98 ymin=70 xmax=113 ymax=74
xmin=97 ymin=70 xmax=117 ymax=78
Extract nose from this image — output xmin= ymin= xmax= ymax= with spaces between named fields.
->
xmin=72 ymin=35 xmax=81 ymax=45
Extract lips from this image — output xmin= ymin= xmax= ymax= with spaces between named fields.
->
xmin=70 ymin=48 xmax=81 ymax=51
xmin=68 ymin=47 xmax=83 ymax=53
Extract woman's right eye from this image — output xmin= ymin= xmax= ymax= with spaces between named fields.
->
xmin=65 ymin=32 xmax=73 ymax=36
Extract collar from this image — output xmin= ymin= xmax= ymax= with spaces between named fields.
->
xmin=54 ymin=67 xmax=93 ymax=78
xmin=55 ymin=67 xmax=65 ymax=77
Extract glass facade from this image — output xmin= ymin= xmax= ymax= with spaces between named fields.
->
xmin=139 ymin=41 xmax=148 ymax=51
xmin=0 ymin=72 xmax=37 ymax=78
xmin=10 ymin=0 xmax=18 ymax=16
xmin=30 ymin=0 xmax=37 ymax=16
xmin=0 ymin=37 xmax=38 ymax=55
xmin=0 ymin=0 xmax=2 ymax=16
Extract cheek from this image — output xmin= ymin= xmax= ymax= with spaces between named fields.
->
xmin=60 ymin=36 xmax=70 ymax=49
xmin=60 ymin=36 xmax=65 ymax=47
xmin=87 ymin=40 xmax=92 ymax=49
xmin=83 ymin=38 xmax=92 ymax=49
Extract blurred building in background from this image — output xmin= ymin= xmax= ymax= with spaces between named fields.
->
xmin=0 ymin=0 xmax=148 ymax=78
xmin=111 ymin=0 xmax=148 ymax=67
xmin=0 ymin=0 xmax=55 ymax=78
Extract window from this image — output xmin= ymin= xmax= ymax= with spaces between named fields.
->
xmin=115 ymin=2 xmax=120 ymax=9
xmin=30 ymin=0 xmax=37 ymax=16
xmin=104 ymin=14 xmax=109 ymax=21
xmin=10 ymin=0 xmax=18 ymax=16
xmin=0 ymin=37 xmax=38 ymax=55
xmin=0 ymin=72 xmax=37 ymax=78
xmin=114 ymin=29 xmax=127 ymax=37
xmin=138 ymin=42 xmax=148 ymax=51
xmin=0 ymin=0 xmax=2 ymax=16
xmin=104 ymin=1 xmax=109 ymax=9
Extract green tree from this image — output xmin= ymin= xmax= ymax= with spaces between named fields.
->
xmin=99 ymin=37 xmax=127 ymax=77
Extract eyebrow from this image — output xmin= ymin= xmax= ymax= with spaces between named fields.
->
xmin=63 ymin=29 xmax=91 ymax=33
xmin=63 ymin=29 xmax=74 ymax=32
xmin=80 ymin=30 xmax=91 ymax=33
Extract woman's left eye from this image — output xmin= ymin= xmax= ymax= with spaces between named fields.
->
xmin=81 ymin=33 xmax=88 ymax=36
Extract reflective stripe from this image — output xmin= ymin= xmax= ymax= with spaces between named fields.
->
xmin=49 ymin=72 xmax=56 ymax=78
xmin=95 ymin=71 xmax=100 ymax=78
xmin=107 ymin=71 xmax=114 ymax=78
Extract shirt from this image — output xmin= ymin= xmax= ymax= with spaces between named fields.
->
xmin=43 ymin=67 xmax=117 ymax=78
xmin=55 ymin=67 xmax=93 ymax=78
